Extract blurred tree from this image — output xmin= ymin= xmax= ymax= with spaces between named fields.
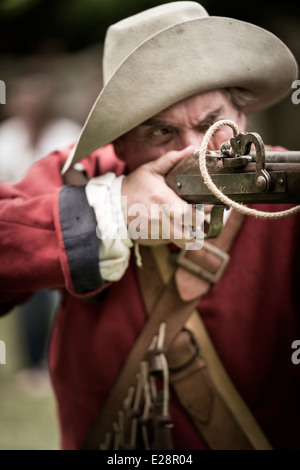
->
xmin=0 ymin=0 xmax=299 ymax=55
xmin=0 ymin=0 xmax=41 ymax=15
xmin=0 ymin=0 xmax=176 ymax=54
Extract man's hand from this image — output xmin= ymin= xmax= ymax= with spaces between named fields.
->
xmin=121 ymin=146 xmax=204 ymax=249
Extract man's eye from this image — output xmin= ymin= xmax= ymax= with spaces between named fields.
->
xmin=198 ymin=121 xmax=213 ymax=132
xmin=151 ymin=128 xmax=170 ymax=136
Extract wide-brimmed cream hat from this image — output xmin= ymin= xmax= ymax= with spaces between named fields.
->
xmin=62 ymin=1 xmax=298 ymax=173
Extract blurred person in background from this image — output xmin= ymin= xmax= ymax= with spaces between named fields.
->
xmin=0 ymin=73 xmax=81 ymax=395
xmin=0 ymin=73 xmax=81 ymax=182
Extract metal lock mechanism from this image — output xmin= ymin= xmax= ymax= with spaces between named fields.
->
xmin=221 ymin=132 xmax=271 ymax=192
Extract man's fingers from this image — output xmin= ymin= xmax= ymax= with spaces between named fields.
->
xmin=149 ymin=145 xmax=196 ymax=175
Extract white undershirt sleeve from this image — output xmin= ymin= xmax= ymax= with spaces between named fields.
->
xmin=85 ymin=173 xmax=133 ymax=281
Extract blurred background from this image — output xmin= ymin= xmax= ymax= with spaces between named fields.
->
xmin=0 ymin=0 xmax=299 ymax=450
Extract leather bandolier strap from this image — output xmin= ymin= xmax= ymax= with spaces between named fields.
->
xmin=81 ymin=210 xmax=272 ymax=450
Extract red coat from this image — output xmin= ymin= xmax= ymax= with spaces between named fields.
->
xmin=0 ymin=144 xmax=300 ymax=450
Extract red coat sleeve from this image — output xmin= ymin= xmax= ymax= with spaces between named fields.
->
xmin=0 ymin=147 xmax=106 ymax=315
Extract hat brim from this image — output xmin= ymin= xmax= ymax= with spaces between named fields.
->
xmin=62 ymin=16 xmax=298 ymax=173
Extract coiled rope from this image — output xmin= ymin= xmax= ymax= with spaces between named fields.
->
xmin=197 ymin=119 xmax=300 ymax=219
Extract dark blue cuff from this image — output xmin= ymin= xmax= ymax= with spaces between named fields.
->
xmin=59 ymin=185 xmax=104 ymax=294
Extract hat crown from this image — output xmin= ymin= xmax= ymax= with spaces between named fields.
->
xmin=103 ymin=1 xmax=208 ymax=83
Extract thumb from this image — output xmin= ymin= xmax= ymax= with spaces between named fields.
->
xmin=149 ymin=145 xmax=195 ymax=175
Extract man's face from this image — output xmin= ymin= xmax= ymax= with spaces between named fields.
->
xmin=114 ymin=89 xmax=246 ymax=171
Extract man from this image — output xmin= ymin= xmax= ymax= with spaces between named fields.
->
xmin=1 ymin=2 xmax=300 ymax=450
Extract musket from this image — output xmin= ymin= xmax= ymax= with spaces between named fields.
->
xmin=165 ymin=131 xmax=300 ymax=237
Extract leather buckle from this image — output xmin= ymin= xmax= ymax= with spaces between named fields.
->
xmin=168 ymin=327 xmax=200 ymax=374
xmin=176 ymin=241 xmax=230 ymax=284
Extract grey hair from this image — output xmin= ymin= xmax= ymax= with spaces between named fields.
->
xmin=224 ymin=87 xmax=257 ymax=112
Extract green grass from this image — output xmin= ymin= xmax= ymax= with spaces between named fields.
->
xmin=0 ymin=373 xmax=60 ymax=450
xmin=0 ymin=310 xmax=60 ymax=450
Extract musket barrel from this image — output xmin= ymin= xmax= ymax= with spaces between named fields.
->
xmin=254 ymin=151 xmax=300 ymax=163
xmin=165 ymin=151 xmax=300 ymax=205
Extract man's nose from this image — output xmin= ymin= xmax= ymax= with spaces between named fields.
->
xmin=180 ymin=131 xmax=204 ymax=150
xmin=181 ymin=129 xmax=230 ymax=152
